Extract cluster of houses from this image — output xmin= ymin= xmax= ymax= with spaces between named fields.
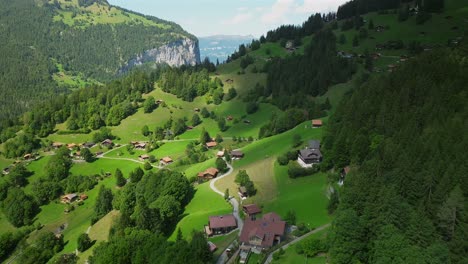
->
xmin=52 ymin=141 xmax=96 ymax=150
xmin=205 ymin=204 xmax=287 ymax=260
xmin=2 ymin=155 xmax=39 ymax=175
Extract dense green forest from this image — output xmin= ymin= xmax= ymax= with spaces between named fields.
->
xmin=0 ymin=0 xmax=193 ymax=122
xmin=266 ymin=29 xmax=355 ymax=110
xmin=324 ymin=45 xmax=468 ymax=263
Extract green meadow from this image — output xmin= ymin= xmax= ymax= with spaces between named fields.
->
xmin=169 ymin=182 xmax=231 ymax=240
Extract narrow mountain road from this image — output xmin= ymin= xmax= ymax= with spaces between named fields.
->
xmin=209 ymin=162 xmax=243 ymax=230
xmin=99 ymin=156 xmax=164 ymax=169
xmin=264 ymin=224 xmax=331 ymax=264
xmin=209 ymin=161 xmax=245 ymax=264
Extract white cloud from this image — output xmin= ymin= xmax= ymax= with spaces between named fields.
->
xmin=222 ymin=12 xmax=254 ymax=25
xmin=261 ymin=0 xmax=296 ymax=24
xmin=296 ymin=0 xmax=344 ymax=14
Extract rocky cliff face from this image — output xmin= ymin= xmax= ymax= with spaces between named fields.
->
xmin=121 ymin=38 xmax=200 ymax=72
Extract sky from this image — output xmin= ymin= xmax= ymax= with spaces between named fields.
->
xmin=108 ymin=0 xmax=348 ymax=37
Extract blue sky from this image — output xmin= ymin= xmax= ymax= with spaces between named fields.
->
xmin=108 ymin=0 xmax=348 ymax=37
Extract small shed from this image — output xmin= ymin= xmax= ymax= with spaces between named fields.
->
xmin=61 ymin=193 xmax=78 ymax=203
xmin=206 ymin=141 xmax=218 ymax=148
xmin=311 ymin=119 xmax=323 ymax=128
xmin=160 ymin=157 xmax=173 ymax=165
xmin=231 ymin=150 xmax=244 ymax=159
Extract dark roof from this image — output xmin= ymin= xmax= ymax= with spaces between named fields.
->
xmin=243 ymin=204 xmax=262 ymax=215
xmin=209 ymin=215 xmax=237 ymax=229
xmin=308 ymin=140 xmax=320 ymax=150
xmin=83 ymin=142 xmax=95 ymax=148
xmin=239 ymin=212 xmax=286 ymax=248
xmin=231 ymin=150 xmax=244 ymax=157
xmin=300 ymin=148 xmax=322 ymax=159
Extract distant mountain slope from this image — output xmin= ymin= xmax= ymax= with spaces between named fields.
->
xmin=199 ymin=35 xmax=254 ymax=63
xmin=0 ymin=0 xmax=199 ymax=122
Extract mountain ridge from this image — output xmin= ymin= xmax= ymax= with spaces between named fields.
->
xmin=0 ymin=0 xmax=200 ymax=122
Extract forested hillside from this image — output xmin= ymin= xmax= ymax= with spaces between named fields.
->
xmin=324 ymin=44 xmax=468 ymax=263
xmin=0 ymin=0 xmax=194 ymax=122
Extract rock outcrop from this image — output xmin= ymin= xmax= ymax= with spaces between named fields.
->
xmin=121 ymin=38 xmax=200 ymax=72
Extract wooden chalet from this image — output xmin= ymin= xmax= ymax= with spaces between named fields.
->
xmin=101 ymin=139 xmax=113 ymax=147
xmin=52 ymin=142 xmax=64 ymax=149
xmin=61 ymin=193 xmax=78 ymax=203
xmin=242 ymin=204 xmax=262 ymax=220
xmin=216 ymin=150 xmax=225 ymax=158
xmin=138 ymin=154 xmax=150 ymax=161
xmin=67 ymin=143 xmax=78 ymax=149
xmin=131 ymin=141 xmax=147 ymax=150
xmin=206 ymin=141 xmax=218 ymax=148
xmin=298 ymin=140 xmax=322 ymax=167
xmin=311 ymin=119 xmax=323 ymax=128
xmin=231 ymin=150 xmax=244 ymax=159
xmin=160 ymin=157 xmax=173 ymax=165
xmin=198 ymin=168 xmax=219 ymax=180
xmin=239 ymin=212 xmax=286 ymax=249
xmin=205 ymin=214 xmax=237 ymax=236
xmin=82 ymin=142 xmax=95 ymax=148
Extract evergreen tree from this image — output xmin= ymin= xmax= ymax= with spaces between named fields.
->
xmin=94 ymin=185 xmax=113 ymax=220
xmin=115 ymin=168 xmax=126 ymax=187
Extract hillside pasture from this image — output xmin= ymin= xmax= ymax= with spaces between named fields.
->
xmin=168 ymin=182 xmax=231 ymax=240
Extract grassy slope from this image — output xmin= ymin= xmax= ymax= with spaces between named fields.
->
xmin=334 ymin=0 xmax=468 ymax=70
xmin=77 ymin=210 xmax=120 ymax=264
xmin=52 ymin=0 xmax=171 ymax=29
xmin=168 ymin=182 xmax=231 ymax=240
xmin=263 ymin=164 xmax=331 ymax=227
xmin=9 ymin=158 xmax=141 ymax=259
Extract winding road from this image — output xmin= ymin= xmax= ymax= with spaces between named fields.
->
xmin=209 ymin=161 xmax=243 ymax=232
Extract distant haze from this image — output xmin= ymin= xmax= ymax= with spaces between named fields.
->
xmin=199 ymin=35 xmax=254 ymax=63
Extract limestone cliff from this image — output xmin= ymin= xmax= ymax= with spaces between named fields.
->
xmin=121 ymin=38 xmax=201 ymax=72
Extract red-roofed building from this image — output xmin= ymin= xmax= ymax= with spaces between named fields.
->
xmin=206 ymin=141 xmax=218 ymax=148
xmin=239 ymin=212 xmax=286 ymax=249
xmin=311 ymin=119 xmax=323 ymax=128
xmin=242 ymin=204 xmax=262 ymax=220
xmin=205 ymin=215 xmax=237 ymax=236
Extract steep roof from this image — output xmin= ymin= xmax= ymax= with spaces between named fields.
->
xmin=206 ymin=141 xmax=218 ymax=147
xmin=161 ymin=157 xmax=173 ymax=163
xmin=231 ymin=150 xmax=244 ymax=157
xmin=300 ymin=148 xmax=322 ymax=159
xmin=312 ymin=119 xmax=323 ymax=126
xmin=240 ymin=212 xmax=286 ymax=248
xmin=209 ymin=215 xmax=237 ymax=229
xmin=243 ymin=204 xmax=262 ymax=215
xmin=308 ymin=140 xmax=320 ymax=150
